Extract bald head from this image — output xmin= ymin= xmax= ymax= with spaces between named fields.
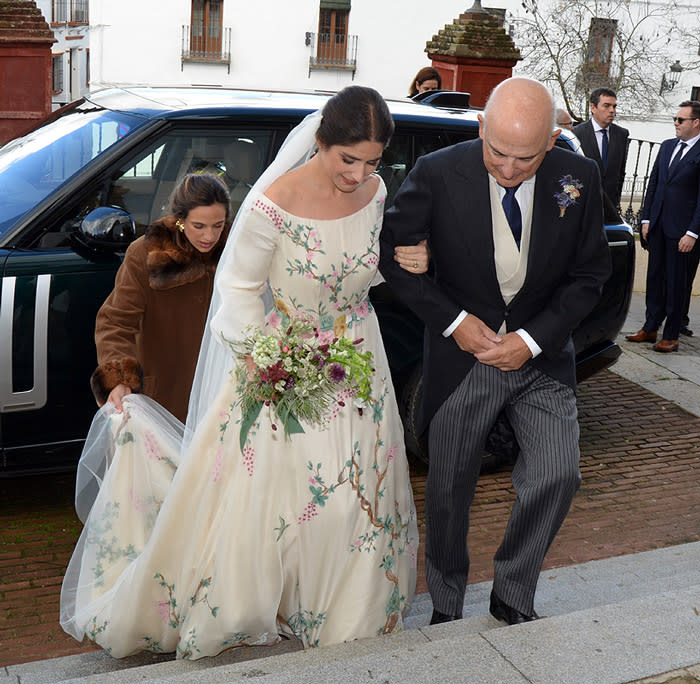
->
xmin=556 ymin=107 xmax=574 ymax=131
xmin=483 ymin=78 xmax=557 ymax=142
xmin=478 ymin=78 xmax=560 ymax=187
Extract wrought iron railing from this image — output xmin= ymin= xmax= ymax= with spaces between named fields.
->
xmin=181 ymin=25 xmax=232 ymax=73
xmin=621 ymin=138 xmax=661 ymax=229
xmin=52 ymin=0 xmax=88 ymax=23
xmin=70 ymin=0 xmax=88 ymax=23
xmin=52 ymin=0 xmax=67 ymax=23
xmin=308 ymin=32 xmax=358 ymax=77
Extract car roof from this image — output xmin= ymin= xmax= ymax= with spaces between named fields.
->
xmin=83 ymin=86 xmax=483 ymax=128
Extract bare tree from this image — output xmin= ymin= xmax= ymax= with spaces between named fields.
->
xmin=511 ymin=0 xmax=700 ymax=121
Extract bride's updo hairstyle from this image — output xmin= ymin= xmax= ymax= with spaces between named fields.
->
xmin=316 ymin=86 xmax=395 ymax=150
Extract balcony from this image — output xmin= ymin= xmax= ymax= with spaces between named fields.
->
xmin=181 ymin=25 xmax=232 ymax=73
xmin=308 ymin=32 xmax=357 ymax=78
xmin=51 ymin=0 xmax=88 ymax=24
xmin=70 ymin=0 xmax=88 ymax=24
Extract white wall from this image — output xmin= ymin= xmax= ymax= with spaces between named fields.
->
xmin=87 ymin=0 xmax=700 ymax=120
xmin=36 ymin=0 xmax=90 ymax=108
xmin=87 ymin=0 xmax=474 ymax=99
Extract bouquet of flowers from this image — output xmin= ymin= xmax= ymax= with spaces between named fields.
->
xmin=228 ymin=318 xmax=374 ymax=451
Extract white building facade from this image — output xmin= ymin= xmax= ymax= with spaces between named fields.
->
xmin=36 ymin=0 xmax=91 ymax=108
xmin=87 ymin=0 xmax=458 ymax=100
xmin=84 ymin=0 xmax=698 ymax=137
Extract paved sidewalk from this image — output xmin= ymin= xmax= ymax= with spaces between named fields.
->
xmin=612 ymin=291 xmax=700 ymax=419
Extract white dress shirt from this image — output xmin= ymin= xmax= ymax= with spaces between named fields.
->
xmin=591 ymin=119 xmax=609 ymax=160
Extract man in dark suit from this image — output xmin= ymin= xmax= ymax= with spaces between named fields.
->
xmin=574 ymin=87 xmax=629 ymax=212
xmin=626 ymin=100 xmax=700 ymax=352
xmin=380 ymin=78 xmax=610 ymax=625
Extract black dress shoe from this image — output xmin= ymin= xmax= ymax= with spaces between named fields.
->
xmin=489 ymin=590 xmax=540 ymax=625
xmin=680 ymin=326 xmax=693 ymax=337
xmin=429 ymin=609 xmax=461 ymax=625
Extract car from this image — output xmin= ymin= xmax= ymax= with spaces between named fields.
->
xmin=0 ymin=87 xmax=634 ymax=475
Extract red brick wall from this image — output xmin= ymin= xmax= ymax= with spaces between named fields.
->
xmin=0 ymin=42 xmax=53 ymax=145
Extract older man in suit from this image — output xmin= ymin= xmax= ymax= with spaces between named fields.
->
xmin=574 ymin=88 xmax=629 ymax=212
xmin=380 ymin=78 xmax=610 ymax=625
xmin=626 ymin=100 xmax=700 ymax=352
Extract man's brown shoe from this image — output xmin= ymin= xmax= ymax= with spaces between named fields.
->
xmin=652 ymin=339 xmax=679 ymax=353
xmin=626 ymin=330 xmax=657 ymax=343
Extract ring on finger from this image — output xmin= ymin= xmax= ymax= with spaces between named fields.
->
xmin=413 ymin=260 xmax=418 ymax=269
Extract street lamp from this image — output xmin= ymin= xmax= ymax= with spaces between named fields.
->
xmin=659 ymin=60 xmax=683 ymax=95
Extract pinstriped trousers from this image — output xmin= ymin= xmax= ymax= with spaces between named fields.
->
xmin=426 ymin=362 xmax=581 ymax=617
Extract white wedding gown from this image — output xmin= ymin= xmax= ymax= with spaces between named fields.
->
xmin=61 ymin=178 xmax=418 ymax=659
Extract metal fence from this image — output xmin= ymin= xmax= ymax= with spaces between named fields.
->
xmin=181 ymin=25 xmax=232 ymax=73
xmin=621 ymin=138 xmax=661 ymax=229
xmin=51 ymin=0 xmax=88 ymax=23
xmin=71 ymin=0 xmax=88 ymax=23
xmin=308 ymin=32 xmax=358 ymax=77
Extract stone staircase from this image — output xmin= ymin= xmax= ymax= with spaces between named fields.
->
xmin=5 ymin=543 xmax=700 ymax=684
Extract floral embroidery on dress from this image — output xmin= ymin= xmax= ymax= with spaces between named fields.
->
xmin=86 ymin=502 xmax=140 ymax=586
xmin=286 ymin=607 xmax=327 ymax=648
xmin=64 ymin=182 xmax=416 ymax=658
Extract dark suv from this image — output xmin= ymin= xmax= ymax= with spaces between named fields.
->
xmin=0 ymin=87 xmax=634 ymax=475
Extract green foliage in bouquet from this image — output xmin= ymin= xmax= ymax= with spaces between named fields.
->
xmin=228 ymin=319 xmax=374 ymax=452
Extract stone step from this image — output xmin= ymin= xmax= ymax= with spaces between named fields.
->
xmin=9 ymin=585 xmax=700 ymax=684
xmin=6 ymin=542 xmax=700 ymax=684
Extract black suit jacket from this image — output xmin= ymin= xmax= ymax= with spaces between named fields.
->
xmin=642 ymin=137 xmax=700 ymax=240
xmin=379 ymin=140 xmax=611 ymax=431
xmin=573 ymin=120 xmax=629 ymax=209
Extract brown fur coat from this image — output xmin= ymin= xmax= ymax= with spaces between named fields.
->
xmin=91 ymin=218 xmax=224 ymax=423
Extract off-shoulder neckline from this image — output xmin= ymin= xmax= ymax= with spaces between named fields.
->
xmin=256 ymin=177 xmax=384 ymax=223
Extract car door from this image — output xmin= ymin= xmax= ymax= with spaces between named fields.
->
xmin=0 ymin=248 xmax=120 ymax=473
xmin=0 ymin=122 xmax=283 ymax=474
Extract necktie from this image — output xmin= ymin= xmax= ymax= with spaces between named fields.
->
xmin=668 ymin=142 xmax=687 ymax=176
xmin=600 ymin=128 xmax=609 ymax=170
xmin=502 ymin=184 xmax=522 ymax=248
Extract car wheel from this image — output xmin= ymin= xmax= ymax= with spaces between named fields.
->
xmin=398 ymin=364 xmax=429 ymax=464
xmin=398 ymin=363 xmax=519 ymax=473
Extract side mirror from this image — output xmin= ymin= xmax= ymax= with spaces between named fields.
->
xmin=76 ymin=207 xmax=136 ymax=251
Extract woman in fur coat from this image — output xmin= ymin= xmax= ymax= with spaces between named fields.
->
xmin=90 ymin=173 xmax=231 ymax=424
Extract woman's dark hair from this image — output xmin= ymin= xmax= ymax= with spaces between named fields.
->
xmin=317 ymin=86 xmax=394 ymax=149
xmin=165 ymin=172 xmax=231 ymax=259
xmin=168 ymin=172 xmax=232 ymax=224
xmin=409 ymin=67 xmax=442 ymax=97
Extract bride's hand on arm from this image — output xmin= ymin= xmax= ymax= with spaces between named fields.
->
xmin=394 ymin=239 xmax=429 ymax=274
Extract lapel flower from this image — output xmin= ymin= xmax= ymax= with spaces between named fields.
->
xmin=554 ymin=175 xmax=583 ymax=217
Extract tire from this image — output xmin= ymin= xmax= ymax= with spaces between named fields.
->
xmin=398 ymin=364 xmax=429 ymax=464
xmin=398 ymin=363 xmax=519 ymax=473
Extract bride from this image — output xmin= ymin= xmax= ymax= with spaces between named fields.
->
xmin=60 ymin=85 xmax=419 ymax=659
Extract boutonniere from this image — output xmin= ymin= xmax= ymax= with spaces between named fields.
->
xmin=554 ymin=175 xmax=583 ymax=218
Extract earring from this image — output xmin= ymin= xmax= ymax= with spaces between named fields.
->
xmin=176 ymin=219 xmax=185 ymax=233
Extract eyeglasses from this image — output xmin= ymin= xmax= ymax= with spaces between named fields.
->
xmin=673 ymin=117 xmax=699 ymax=124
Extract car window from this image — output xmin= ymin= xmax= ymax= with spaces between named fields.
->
xmin=107 ymin=129 xmax=275 ymax=235
xmin=379 ymin=131 xmax=446 ymax=207
xmin=0 ymin=108 xmax=147 ymax=239
xmin=28 ymin=128 xmax=275 ymax=248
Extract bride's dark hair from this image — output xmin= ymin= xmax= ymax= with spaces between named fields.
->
xmin=317 ymin=86 xmax=394 ymax=149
